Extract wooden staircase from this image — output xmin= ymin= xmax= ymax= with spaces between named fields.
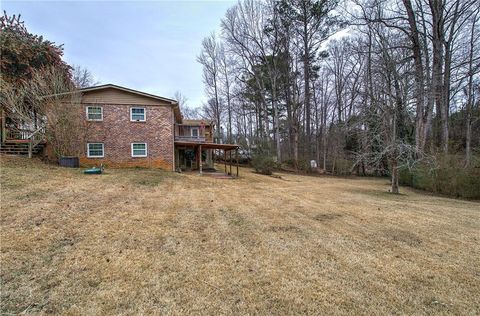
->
xmin=1 ymin=127 xmax=46 ymax=158
xmin=0 ymin=141 xmax=45 ymax=156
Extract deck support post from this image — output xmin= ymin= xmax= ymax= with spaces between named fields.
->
xmin=28 ymin=141 xmax=32 ymax=159
xmin=224 ymin=150 xmax=227 ymax=173
xmin=1 ymin=109 xmax=5 ymax=143
xmin=236 ymin=148 xmax=239 ymax=177
xmin=229 ymin=150 xmax=232 ymax=175
xmin=199 ymin=144 xmax=202 ymax=175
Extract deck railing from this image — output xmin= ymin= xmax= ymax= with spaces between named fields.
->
xmin=3 ymin=126 xmax=45 ymax=158
xmin=27 ymin=127 xmax=46 ymax=158
xmin=6 ymin=128 xmax=33 ymax=140
xmin=175 ymin=135 xmax=207 ymax=142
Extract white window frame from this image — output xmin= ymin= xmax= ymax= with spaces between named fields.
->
xmin=86 ymin=106 xmax=103 ymax=121
xmin=130 ymin=107 xmax=146 ymax=122
xmin=131 ymin=143 xmax=148 ymax=157
xmin=191 ymin=127 xmax=199 ymax=138
xmin=87 ymin=143 xmax=104 ymax=158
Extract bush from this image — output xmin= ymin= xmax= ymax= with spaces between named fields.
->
xmin=251 ymin=140 xmax=276 ymax=175
xmin=399 ymin=158 xmax=480 ymax=199
xmin=252 ymin=155 xmax=275 ymax=175
xmin=297 ymin=159 xmax=310 ymax=171
xmin=282 ymin=159 xmax=310 ymax=171
xmin=333 ymin=158 xmax=352 ymax=175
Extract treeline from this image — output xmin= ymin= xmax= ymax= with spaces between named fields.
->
xmin=196 ymin=0 xmax=480 ymax=196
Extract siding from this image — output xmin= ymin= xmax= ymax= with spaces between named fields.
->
xmin=81 ymin=87 xmax=172 ymax=106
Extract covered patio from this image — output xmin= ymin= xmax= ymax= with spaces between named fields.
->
xmin=174 ymin=141 xmax=240 ymax=177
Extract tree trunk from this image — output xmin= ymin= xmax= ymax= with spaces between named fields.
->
xmin=465 ymin=10 xmax=477 ymax=167
xmin=391 ymin=158 xmax=399 ymax=194
xmin=226 ymin=76 xmax=232 ymax=143
xmin=293 ymin=124 xmax=299 ymax=170
xmin=272 ymin=81 xmax=281 ymax=163
xmin=402 ymin=0 xmax=427 ymax=152
xmin=303 ymin=16 xmax=311 ymax=160
xmin=429 ymin=0 xmax=447 ymax=152
xmin=286 ymin=82 xmax=294 ymax=162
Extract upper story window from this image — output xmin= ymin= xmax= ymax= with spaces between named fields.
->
xmin=86 ymin=106 xmax=103 ymax=121
xmin=130 ymin=107 xmax=146 ymax=121
xmin=191 ymin=127 xmax=199 ymax=137
xmin=87 ymin=143 xmax=104 ymax=158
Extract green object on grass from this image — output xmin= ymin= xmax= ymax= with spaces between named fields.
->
xmin=84 ymin=164 xmax=104 ymax=174
xmin=84 ymin=168 xmax=102 ymax=174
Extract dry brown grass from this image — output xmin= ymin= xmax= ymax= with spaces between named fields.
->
xmin=1 ymin=155 xmax=479 ymax=315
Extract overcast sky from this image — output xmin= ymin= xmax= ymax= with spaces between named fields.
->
xmin=3 ymin=0 xmax=236 ymax=108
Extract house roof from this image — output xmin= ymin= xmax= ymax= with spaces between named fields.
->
xmin=78 ymin=84 xmax=178 ymax=104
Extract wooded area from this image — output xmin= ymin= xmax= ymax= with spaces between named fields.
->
xmin=196 ymin=0 xmax=480 ymax=195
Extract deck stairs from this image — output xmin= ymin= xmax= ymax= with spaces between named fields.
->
xmin=1 ymin=127 xmax=46 ymax=158
xmin=0 ymin=141 xmax=45 ymax=156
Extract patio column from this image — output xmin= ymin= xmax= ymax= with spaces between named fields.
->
xmin=199 ymin=144 xmax=202 ymax=175
xmin=236 ymin=148 xmax=239 ymax=177
xmin=224 ymin=150 xmax=227 ymax=173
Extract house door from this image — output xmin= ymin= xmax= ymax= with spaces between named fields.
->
xmin=184 ymin=149 xmax=195 ymax=169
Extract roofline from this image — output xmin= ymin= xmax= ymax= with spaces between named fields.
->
xmin=41 ymin=84 xmax=178 ymax=105
xmin=78 ymin=84 xmax=179 ymax=104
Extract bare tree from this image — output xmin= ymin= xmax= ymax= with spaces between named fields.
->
xmin=72 ymin=65 xmax=99 ymax=88
xmin=464 ymin=6 xmax=480 ymax=166
xmin=1 ymin=66 xmax=88 ymax=157
xmin=197 ymin=33 xmax=223 ymax=139
xmin=196 ymin=0 xmax=479 ymax=192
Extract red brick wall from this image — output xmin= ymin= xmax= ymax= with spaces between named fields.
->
xmin=79 ymin=104 xmax=174 ymax=170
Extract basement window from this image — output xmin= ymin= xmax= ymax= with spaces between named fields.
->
xmin=87 ymin=143 xmax=104 ymax=158
xmin=86 ymin=106 xmax=103 ymax=121
xmin=131 ymin=143 xmax=147 ymax=157
xmin=130 ymin=107 xmax=146 ymax=121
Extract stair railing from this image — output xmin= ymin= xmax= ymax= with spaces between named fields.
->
xmin=27 ymin=126 xmax=46 ymax=158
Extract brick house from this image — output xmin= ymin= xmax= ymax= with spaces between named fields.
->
xmin=76 ymin=84 xmax=181 ymax=169
xmin=1 ymin=84 xmax=239 ymax=171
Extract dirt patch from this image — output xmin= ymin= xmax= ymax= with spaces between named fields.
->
xmin=313 ymin=213 xmax=343 ymax=221
xmin=268 ymin=225 xmax=302 ymax=233
xmin=385 ymin=228 xmax=423 ymax=247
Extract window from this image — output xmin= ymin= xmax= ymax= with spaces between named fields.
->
xmin=130 ymin=107 xmax=146 ymax=121
xmin=87 ymin=143 xmax=104 ymax=158
xmin=86 ymin=106 xmax=103 ymax=121
xmin=131 ymin=143 xmax=147 ymax=157
xmin=191 ymin=128 xmax=199 ymax=138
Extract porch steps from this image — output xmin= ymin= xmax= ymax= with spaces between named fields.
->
xmin=0 ymin=141 xmax=45 ymax=156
